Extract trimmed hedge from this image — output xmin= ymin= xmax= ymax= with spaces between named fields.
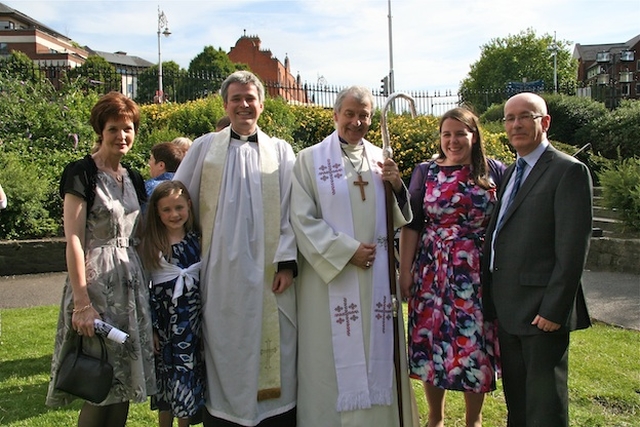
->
xmin=0 ymin=69 xmax=633 ymax=239
xmin=599 ymin=158 xmax=640 ymax=232
xmin=584 ymin=100 xmax=640 ymax=160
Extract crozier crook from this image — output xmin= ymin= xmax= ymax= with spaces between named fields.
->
xmin=380 ymin=92 xmax=416 ymax=427
xmin=381 ymin=93 xmax=417 ymax=160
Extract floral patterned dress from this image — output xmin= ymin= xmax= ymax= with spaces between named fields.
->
xmin=150 ymin=231 xmax=205 ymax=418
xmin=46 ymin=167 xmax=157 ymax=406
xmin=406 ymin=162 xmax=500 ymax=393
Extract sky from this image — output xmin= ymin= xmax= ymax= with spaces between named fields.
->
xmin=4 ymin=0 xmax=638 ymax=92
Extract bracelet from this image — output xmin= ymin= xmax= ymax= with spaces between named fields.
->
xmin=72 ymin=302 xmax=93 ymax=314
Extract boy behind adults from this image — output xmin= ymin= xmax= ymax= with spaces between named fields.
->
xmin=145 ymin=142 xmax=186 ymax=197
xmin=173 ymin=70 xmax=298 ymax=427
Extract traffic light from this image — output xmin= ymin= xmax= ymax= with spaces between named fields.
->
xmin=381 ymin=76 xmax=389 ymax=96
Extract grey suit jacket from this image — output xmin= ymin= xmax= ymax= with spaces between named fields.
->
xmin=482 ymin=145 xmax=593 ymax=335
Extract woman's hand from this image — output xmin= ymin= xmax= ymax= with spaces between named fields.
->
xmin=153 ymin=331 xmax=161 ymax=354
xmin=399 ymin=269 xmax=413 ymax=299
xmin=72 ymin=303 xmax=99 ymax=337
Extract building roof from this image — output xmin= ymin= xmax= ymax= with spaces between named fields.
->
xmin=86 ymin=48 xmax=154 ymax=68
xmin=573 ymin=34 xmax=640 ymax=61
xmin=0 ymin=2 xmax=73 ymax=43
xmin=1 ymin=2 xmax=154 ymax=68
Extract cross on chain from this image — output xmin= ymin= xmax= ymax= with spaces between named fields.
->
xmin=334 ymin=297 xmax=360 ymax=337
xmin=317 ymin=159 xmax=343 ymax=196
xmin=261 ymin=339 xmax=278 ymax=369
xmin=353 ymin=174 xmax=369 ymax=201
xmin=374 ymin=296 xmax=393 ymax=334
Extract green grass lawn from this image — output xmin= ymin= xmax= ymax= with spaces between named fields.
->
xmin=1 ymin=305 xmax=638 ymax=426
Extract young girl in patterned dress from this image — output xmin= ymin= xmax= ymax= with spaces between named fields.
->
xmin=139 ymin=180 xmax=205 ymax=427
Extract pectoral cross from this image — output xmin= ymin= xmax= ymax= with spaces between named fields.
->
xmin=354 ymin=174 xmax=368 ymax=201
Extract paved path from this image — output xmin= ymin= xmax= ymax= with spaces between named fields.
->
xmin=0 ymin=270 xmax=638 ymax=331
xmin=580 ymin=270 xmax=639 ymax=331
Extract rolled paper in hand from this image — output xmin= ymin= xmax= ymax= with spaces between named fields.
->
xmin=94 ymin=319 xmax=129 ymax=344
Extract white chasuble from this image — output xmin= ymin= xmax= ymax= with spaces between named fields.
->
xmin=291 ymin=130 xmax=419 ymax=427
xmin=173 ymin=126 xmax=297 ymax=426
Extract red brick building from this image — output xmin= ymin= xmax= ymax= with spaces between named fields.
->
xmin=228 ymin=32 xmax=308 ymax=104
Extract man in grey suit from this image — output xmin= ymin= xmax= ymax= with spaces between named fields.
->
xmin=482 ymin=92 xmax=592 ymax=427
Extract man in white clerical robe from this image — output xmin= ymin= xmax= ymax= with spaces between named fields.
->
xmin=174 ymin=71 xmax=297 ymax=427
xmin=290 ymin=86 xmax=419 ymax=427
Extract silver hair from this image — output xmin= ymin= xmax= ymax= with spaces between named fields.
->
xmin=333 ymin=86 xmax=375 ymax=114
xmin=220 ymin=70 xmax=265 ymax=103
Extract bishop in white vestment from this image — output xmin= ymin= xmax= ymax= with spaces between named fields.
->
xmin=290 ymin=86 xmax=419 ymax=427
xmin=174 ymin=71 xmax=297 ymax=427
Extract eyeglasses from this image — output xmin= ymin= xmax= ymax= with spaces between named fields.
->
xmin=502 ymin=113 xmax=544 ymax=124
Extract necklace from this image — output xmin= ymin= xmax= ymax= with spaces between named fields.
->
xmin=341 ymin=146 xmax=368 ymax=201
xmin=92 ymin=155 xmax=123 ymax=183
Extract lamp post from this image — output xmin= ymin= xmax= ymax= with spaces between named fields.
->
xmin=387 ymin=0 xmax=395 ymax=95
xmin=386 ymin=0 xmax=395 ymax=112
xmin=548 ymin=31 xmax=559 ymax=94
xmin=157 ymin=7 xmax=171 ymax=104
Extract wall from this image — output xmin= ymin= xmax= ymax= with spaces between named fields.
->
xmin=0 ymin=238 xmax=66 ymax=276
xmin=586 ymin=237 xmax=640 ymax=274
xmin=1 ymin=236 xmax=638 ymax=276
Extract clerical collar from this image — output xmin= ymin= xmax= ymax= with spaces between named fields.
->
xmin=231 ymin=128 xmax=258 ymax=143
xmin=338 ymin=136 xmax=362 ymax=145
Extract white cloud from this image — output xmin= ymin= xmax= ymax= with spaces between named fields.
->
xmin=4 ymin=0 xmax=638 ymax=91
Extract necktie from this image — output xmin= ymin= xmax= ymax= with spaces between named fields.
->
xmin=230 ymin=129 xmax=258 ymax=142
xmin=496 ymin=157 xmax=527 ymax=231
xmin=508 ymin=157 xmax=527 ymax=208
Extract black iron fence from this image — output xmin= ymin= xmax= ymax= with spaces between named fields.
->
xmin=1 ymin=62 xmax=580 ymax=115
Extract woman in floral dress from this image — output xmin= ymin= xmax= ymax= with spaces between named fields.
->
xmin=399 ymin=107 xmax=505 ymax=427
xmin=46 ymin=92 xmax=156 ymax=427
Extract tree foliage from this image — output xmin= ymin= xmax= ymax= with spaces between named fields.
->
xmin=134 ymin=47 xmax=247 ymax=104
xmin=460 ymin=28 xmax=577 ymax=113
xmin=135 ymin=60 xmax=182 ymax=104
xmin=0 ymin=50 xmax=46 ymax=84
xmin=186 ymin=46 xmax=247 ymax=100
xmin=188 ymin=46 xmax=244 ymax=76
xmin=66 ymin=55 xmax=121 ymax=94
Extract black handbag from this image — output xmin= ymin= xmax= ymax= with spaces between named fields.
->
xmin=55 ymin=334 xmax=114 ymax=403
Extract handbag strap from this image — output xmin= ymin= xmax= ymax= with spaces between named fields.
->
xmin=77 ymin=335 xmax=109 ymax=363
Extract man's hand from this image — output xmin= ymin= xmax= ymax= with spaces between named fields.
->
xmin=349 ymin=243 xmax=376 ymax=270
xmin=272 ymin=269 xmax=294 ymax=294
xmin=531 ymin=315 xmax=561 ymax=332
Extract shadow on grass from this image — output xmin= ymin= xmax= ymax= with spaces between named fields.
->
xmin=0 ymin=354 xmax=52 ymax=381
xmin=0 ymin=357 xmax=84 ymax=425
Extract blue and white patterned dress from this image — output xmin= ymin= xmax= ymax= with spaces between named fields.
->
xmin=150 ymin=231 xmax=205 ymax=418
